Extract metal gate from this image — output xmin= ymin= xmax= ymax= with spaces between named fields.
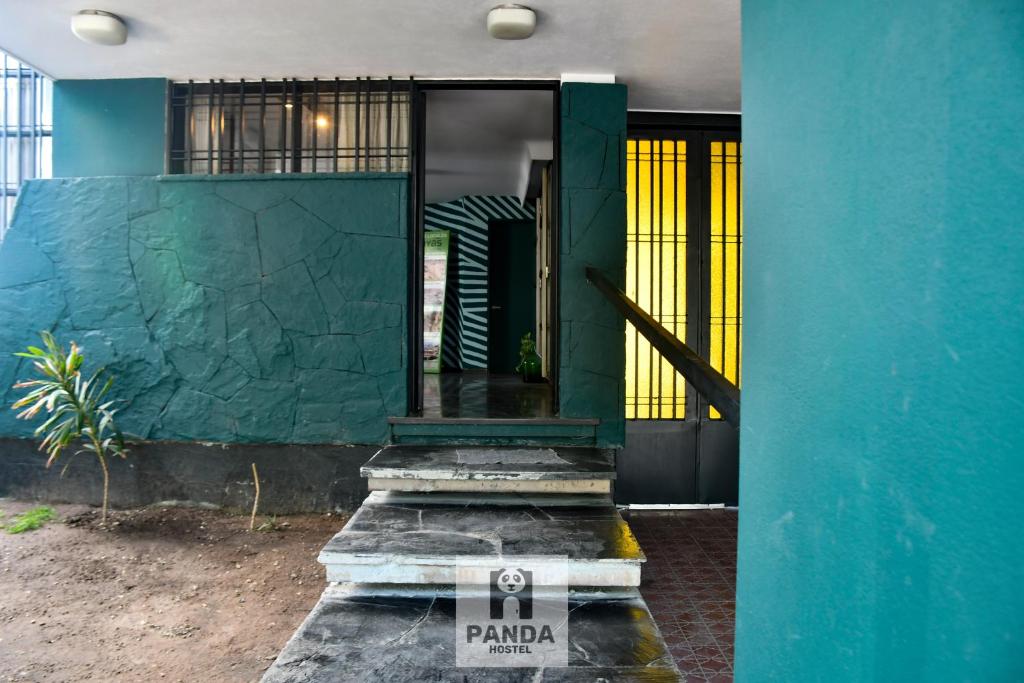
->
xmin=617 ymin=114 xmax=742 ymax=505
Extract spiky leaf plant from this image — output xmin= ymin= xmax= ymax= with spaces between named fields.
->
xmin=11 ymin=331 xmax=127 ymax=524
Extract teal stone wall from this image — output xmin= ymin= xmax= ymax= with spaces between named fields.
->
xmin=737 ymin=1 xmax=1024 ymax=680
xmin=559 ymin=83 xmax=627 ymax=447
xmin=53 ymin=79 xmax=167 ymax=177
xmin=0 ymin=174 xmax=408 ymax=445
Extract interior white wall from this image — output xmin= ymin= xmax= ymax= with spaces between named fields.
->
xmin=425 ymin=89 xmax=553 ymax=204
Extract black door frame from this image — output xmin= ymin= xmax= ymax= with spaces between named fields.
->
xmin=407 ymin=80 xmax=562 ymax=415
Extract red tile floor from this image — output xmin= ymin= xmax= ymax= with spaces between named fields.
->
xmin=625 ymin=508 xmax=738 ymax=682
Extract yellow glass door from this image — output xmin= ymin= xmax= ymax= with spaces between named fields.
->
xmin=625 ymin=136 xmax=742 ymax=421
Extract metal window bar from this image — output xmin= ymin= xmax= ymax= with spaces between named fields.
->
xmin=0 ymin=52 xmax=52 ymax=237
xmin=332 ymin=77 xmax=340 ymax=173
xmin=311 ymin=77 xmax=319 ymax=170
xmin=354 ymin=77 xmax=361 ymax=172
xmin=626 ymin=138 xmax=689 ymax=419
xmin=708 ymin=141 xmax=743 ymax=419
xmin=169 ymin=78 xmax=410 ymax=176
xmin=236 ymin=78 xmax=245 ymax=173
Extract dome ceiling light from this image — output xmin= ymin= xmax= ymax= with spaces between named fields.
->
xmin=71 ymin=10 xmax=128 ymax=46
xmin=487 ymin=4 xmax=537 ymax=40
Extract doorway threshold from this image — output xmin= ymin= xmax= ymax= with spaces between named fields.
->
xmin=388 ymin=416 xmax=600 ymax=447
xmin=389 ymin=416 xmax=598 ymax=425
xmin=422 ymin=372 xmax=556 ymax=419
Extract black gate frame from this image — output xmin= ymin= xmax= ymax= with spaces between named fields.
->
xmin=624 ymin=111 xmax=741 ymax=504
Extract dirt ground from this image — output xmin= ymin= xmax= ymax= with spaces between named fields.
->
xmin=0 ymin=501 xmax=347 ymax=682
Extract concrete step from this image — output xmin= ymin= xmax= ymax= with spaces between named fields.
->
xmin=318 ymin=496 xmax=644 ymax=586
xmin=262 ymin=584 xmax=681 ymax=682
xmin=388 ymin=417 xmax=599 ymax=447
xmin=362 ymin=444 xmax=616 ymax=494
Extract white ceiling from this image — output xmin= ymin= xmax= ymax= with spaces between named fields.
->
xmin=0 ymin=0 xmax=740 ymax=113
xmin=425 ymin=89 xmax=552 ymax=203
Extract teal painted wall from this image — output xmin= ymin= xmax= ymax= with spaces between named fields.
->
xmin=0 ymin=174 xmax=407 ymax=445
xmin=53 ymin=79 xmax=167 ymax=177
xmin=737 ymin=2 xmax=1024 ymax=680
xmin=559 ymin=83 xmax=627 ymax=447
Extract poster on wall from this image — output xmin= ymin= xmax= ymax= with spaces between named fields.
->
xmin=423 ymin=230 xmax=450 ymax=374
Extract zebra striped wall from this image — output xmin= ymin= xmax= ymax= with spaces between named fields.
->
xmin=424 ymin=195 xmax=535 ymax=369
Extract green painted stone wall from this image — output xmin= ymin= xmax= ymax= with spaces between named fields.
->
xmin=0 ymin=174 xmax=408 ymax=445
xmin=559 ymin=83 xmax=627 ymax=447
xmin=53 ymin=79 xmax=168 ymax=177
xmin=737 ymin=1 xmax=1024 ymax=680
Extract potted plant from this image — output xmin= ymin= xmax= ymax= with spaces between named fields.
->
xmin=515 ymin=332 xmax=543 ymax=383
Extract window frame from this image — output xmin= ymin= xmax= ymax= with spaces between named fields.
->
xmin=167 ymin=78 xmax=412 ymax=176
xmin=1 ymin=54 xmax=52 ymax=235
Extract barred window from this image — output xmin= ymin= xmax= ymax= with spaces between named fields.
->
xmin=168 ymin=78 xmax=410 ymax=175
xmin=1 ymin=52 xmax=52 ymax=235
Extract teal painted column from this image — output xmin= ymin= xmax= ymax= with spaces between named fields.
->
xmin=558 ymin=83 xmax=627 ymax=447
xmin=53 ymin=78 xmax=167 ymax=177
xmin=737 ymin=1 xmax=1024 ymax=680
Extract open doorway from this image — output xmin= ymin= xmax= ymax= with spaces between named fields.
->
xmin=414 ymin=84 xmax=558 ymax=418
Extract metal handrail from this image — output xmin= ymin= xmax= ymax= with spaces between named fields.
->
xmin=586 ymin=266 xmax=741 ymax=427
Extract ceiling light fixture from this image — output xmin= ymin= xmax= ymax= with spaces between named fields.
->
xmin=487 ymin=4 xmax=536 ymax=40
xmin=71 ymin=10 xmax=128 ymax=46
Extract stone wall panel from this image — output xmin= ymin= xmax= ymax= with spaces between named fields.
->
xmin=0 ymin=174 xmax=408 ymax=446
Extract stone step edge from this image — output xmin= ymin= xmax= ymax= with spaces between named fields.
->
xmin=361 ymin=490 xmax=614 ymax=507
xmin=362 ymin=467 xmax=616 ymax=481
xmin=321 ymin=582 xmax=645 ymax=600
xmin=319 ymin=559 xmax=643 ymax=587
xmin=365 ymin=477 xmax=612 ymax=494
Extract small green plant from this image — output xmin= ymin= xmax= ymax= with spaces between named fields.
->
xmin=11 ymin=332 xmax=127 ymax=524
xmin=517 ymin=332 xmax=537 ymax=359
xmin=255 ymin=515 xmax=282 ymax=533
xmin=4 ymin=506 xmax=56 ymax=534
xmin=515 ymin=332 xmax=542 ymax=381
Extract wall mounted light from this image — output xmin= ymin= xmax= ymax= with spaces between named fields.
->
xmin=487 ymin=4 xmax=536 ymax=40
xmin=71 ymin=10 xmax=128 ymax=46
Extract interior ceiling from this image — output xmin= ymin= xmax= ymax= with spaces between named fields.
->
xmin=425 ymin=90 xmax=552 ymax=204
xmin=0 ymin=0 xmax=740 ymax=113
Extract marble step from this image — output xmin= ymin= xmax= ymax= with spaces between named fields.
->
xmin=261 ymin=584 xmax=681 ymax=682
xmin=363 ymin=490 xmax=614 ymax=507
xmin=362 ymin=445 xmax=616 ymax=494
xmin=318 ymin=497 xmax=645 ymax=586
